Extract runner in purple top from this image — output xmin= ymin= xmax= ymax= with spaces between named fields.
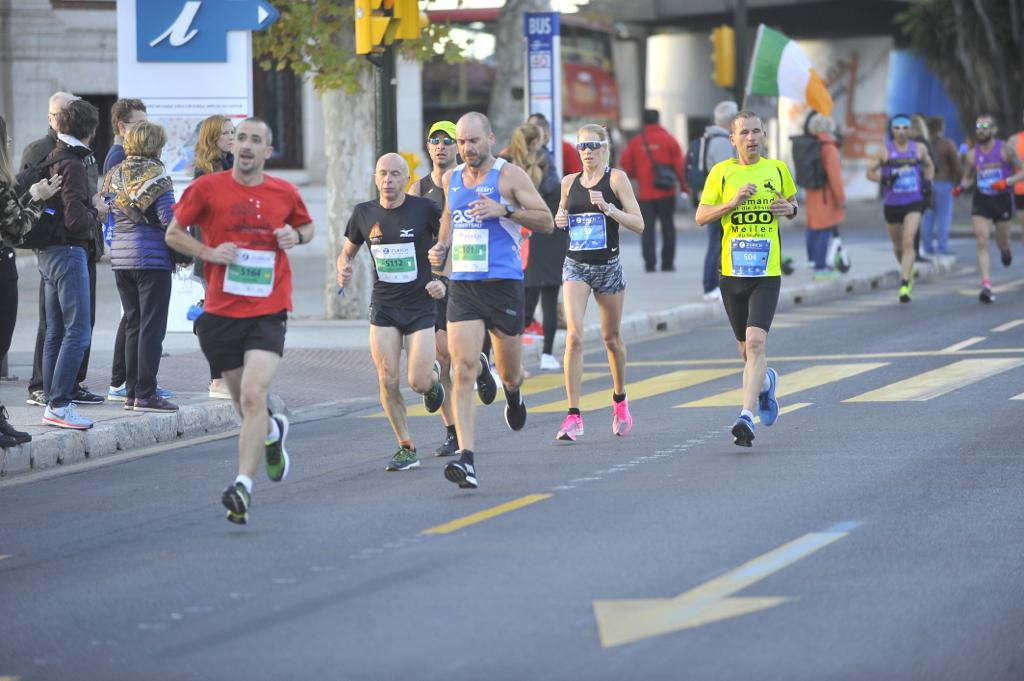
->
xmin=867 ymin=114 xmax=935 ymax=303
xmin=953 ymin=114 xmax=1024 ymax=303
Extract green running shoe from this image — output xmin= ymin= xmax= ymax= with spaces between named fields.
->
xmin=265 ymin=414 xmax=290 ymax=482
xmin=222 ymin=482 xmax=251 ymax=524
xmin=422 ymin=360 xmax=445 ymax=414
xmin=385 ymin=445 xmax=420 ymax=471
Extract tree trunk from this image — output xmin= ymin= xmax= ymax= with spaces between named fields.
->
xmin=487 ymin=0 xmax=551 ymax=146
xmin=322 ymin=53 xmax=376 ymax=318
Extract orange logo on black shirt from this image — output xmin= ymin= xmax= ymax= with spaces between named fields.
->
xmin=369 ymin=223 xmax=383 ymax=244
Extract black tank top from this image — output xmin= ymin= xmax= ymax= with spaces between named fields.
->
xmin=417 ymin=174 xmax=445 ymax=211
xmin=566 ymin=167 xmax=620 ymax=263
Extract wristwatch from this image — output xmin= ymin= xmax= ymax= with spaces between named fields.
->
xmin=296 ymin=229 xmax=305 ymax=245
xmin=504 ymin=204 xmax=516 ymax=219
xmin=789 ymin=203 xmax=798 ymax=218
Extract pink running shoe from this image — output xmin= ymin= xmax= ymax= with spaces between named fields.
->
xmin=556 ymin=413 xmax=584 ymax=441
xmin=612 ymin=399 xmax=633 ymax=436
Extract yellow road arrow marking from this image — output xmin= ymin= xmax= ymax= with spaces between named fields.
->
xmin=675 ymin=364 xmax=887 ymax=408
xmin=530 ymin=369 xmax=741 ymax=413
xmin=593 ymin=522 xmax=859 ymax=648
xmin=844 ymin=358 xmax=1024 ymax=402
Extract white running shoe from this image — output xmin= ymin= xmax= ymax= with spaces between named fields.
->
xmin=540 ymin=353 xmax=561 ymax=371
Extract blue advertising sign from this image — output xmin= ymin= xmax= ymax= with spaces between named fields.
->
xmin=524 ymin=12 xmax=562 ymax=175
xmin=137 ymin=0 xmax=279 ymax=62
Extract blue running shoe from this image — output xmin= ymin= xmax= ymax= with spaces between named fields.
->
xmin=157 ymin=386 xmax=173 ymax=399
xmin=757 ymin=368 xmax=780 ymax=427
xmin=731 ymin=414 xmax=755 ymax=447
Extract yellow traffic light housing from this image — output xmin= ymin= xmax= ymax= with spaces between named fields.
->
xmin=710 ymin=25 xmax=735 ymax=88
xmin=355 ymin=0 xmax=400 ymax=55
xmin=393 ymin=0 xmax=429 ymax=41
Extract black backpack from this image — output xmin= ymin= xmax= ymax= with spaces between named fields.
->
xmin=14 ymin=149 xmax=72 ymax=250
xmin=685 ymin=135 xmax=710 ymax=197
xmin=790 ymin=118 xmax=827 ymax=189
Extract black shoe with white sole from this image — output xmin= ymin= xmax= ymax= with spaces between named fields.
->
xmin=475 ymin=353 xmax=497 ymax=405
xmin=504 ymin=389 xmax=527 ymax=431
xmin=444 ymin=450 xmax=478 ymax=489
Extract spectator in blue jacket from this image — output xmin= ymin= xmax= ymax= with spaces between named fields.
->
xmin=101 ymin=121 xmax=178 ymax=414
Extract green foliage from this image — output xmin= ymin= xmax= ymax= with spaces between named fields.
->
xmin=254 ymin=0 xmax=466 ymax=94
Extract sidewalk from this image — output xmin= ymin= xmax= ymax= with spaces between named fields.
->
xmin=0 ymin=196 xmax=960 ymax=478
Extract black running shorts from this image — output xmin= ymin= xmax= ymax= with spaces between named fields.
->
xmin=369 ymin=301 xmax=435 ymax=336
xmin=196 ymin=310 xmax=287 ymax=376
xmin=1014 ymin=194 xmax=1024 ymax=211
xmin=435 ymin=276 xmax=449 ymax=333
xmin=972 ymin=193 xmax=1014 ymax=222
xmin=720 ymin=276 xmax=782 ymax=341
xmin=883 ymin=201 xmax=926 ymax=225
xmin=447 ymin=279 xmax=525 ymax=337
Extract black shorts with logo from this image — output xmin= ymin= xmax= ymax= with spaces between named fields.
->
xmin=447 ymin=279 xmax=525 ymax=337
xmin=719 ymin=276 xmax=782 ymax=342
xmin=196 ymin=310 xmax=287 ymax=377
xmin=369 ymin=301 xmax=435 ymax=336
xmin=883 ymin=201 xmax=926 ymax=225
xmin=972 ymin=193 xmax=1014 ymax=222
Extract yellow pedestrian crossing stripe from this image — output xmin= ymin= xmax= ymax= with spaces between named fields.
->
xmin=366 ymin=371 xmax=606 ymax=418
xmin=752 ymin=402 xmax=813 ymax=424
xmin=1012 ymin=392 xmax=1024 ymax=401
xmin=939 ymin=336 xmax=985 ymax=353
xmin=959 ymin=277 xmax=1024 ymax=297
xmin=844 ymin=358 xmax=1024 ymax=402
xmin=675 ymin=364 xmax=888 ymax=408
xmin=530 ymin=368 xmax=741 ymax=414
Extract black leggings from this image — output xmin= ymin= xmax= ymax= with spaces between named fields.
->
xmin=0 ymin=248 xmax=18 ymax=363
xmin=525 ymin=285 xmax=559 ymax=355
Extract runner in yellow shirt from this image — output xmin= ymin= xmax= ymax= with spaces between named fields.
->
xmin=696 ymin=110 xmax=798 ymax=447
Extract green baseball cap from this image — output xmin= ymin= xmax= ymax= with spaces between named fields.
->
xmin=428 ymin=120 xmax=457 ymax=140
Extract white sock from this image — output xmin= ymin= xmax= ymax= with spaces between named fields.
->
xmin=266 ymin=416 xmax=280 ymax=444
xmin=761 ymin=371 xmax=772 ymax=392
xmin=235 ymin=474 xmax=253 ymax=494
xmin=740 ymin=409 xmax=754 ymax=421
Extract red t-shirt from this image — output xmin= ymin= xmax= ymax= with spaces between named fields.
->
xmin=174 ymin=171 xmax=312 ymax=318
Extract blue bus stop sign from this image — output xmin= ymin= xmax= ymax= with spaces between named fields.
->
xmin=137 ymin=0 xmax=279 ymax=63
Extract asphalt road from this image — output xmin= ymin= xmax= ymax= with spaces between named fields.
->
xmin=2 ymin=261 xmax=1024 ymax=681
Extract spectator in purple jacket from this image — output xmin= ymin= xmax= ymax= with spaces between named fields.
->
xmin=101 ymin=121 xmax=178 ymax=413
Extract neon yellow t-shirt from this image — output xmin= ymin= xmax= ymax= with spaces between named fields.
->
xmin=700 ymin=157 xmax=797 ymax=277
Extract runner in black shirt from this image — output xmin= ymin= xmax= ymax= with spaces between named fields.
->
xmin=337 ymin=153 xmax=447 ymax=472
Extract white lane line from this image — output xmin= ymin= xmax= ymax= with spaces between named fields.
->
xmin=940 ymin=336 xmax=986 ymax=353
xmin=992 ymin=319 xmax=1024 ymax=333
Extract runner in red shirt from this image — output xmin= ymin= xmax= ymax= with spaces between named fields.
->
xmin=165 ymin=117 xmax=314 ymax=524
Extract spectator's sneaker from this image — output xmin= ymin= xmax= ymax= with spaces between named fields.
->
xmin=444 ymin=450 xmax=477 ymax=489
xmin=1001 ymin=248 xmax=1012 ymax=267
xmin=731 ymin=414 xmax=755 ymax=447
xmin=524 ymin=320 xmax=543 ymax=336
xmin=385 ymin=445 xmax=420 ymax=471
xmin=133 ymin=395 xmax=179 ymax=413
xmin=72 ymin=386 xmax=104 ymax=405
xmin=209 ymin=379 xmax=233 ymax=400
xmin=612 ymin=399 xmax=633 ymax=436
xmin=758 ymin=368 xmax=780 ymax=426
xmin=540 ymin=353 xmax=561 ymax=371
xmin=980 ymin=286 xmax=994 ymax=304
xmin=422 ymin=361 xmax=445 ymax=414
xmin=0 ymin=432 xmax=19 ymax=448
xmin=222 ymin=483 xmax=251 ymax=525
xmin=107 ymin=384 xmax=128 ymax=402
xmin=0 ymin=406 xmax=31 ymax=444
xmin=556 ymin=413 xmax=584 ymax=441
xmin=475 ymin=352 xmax=497 ymax=405
xmin=899 ymin=284 xmax=911 ymax=303
xmin=265 ymin=414 xmax=290 ymax=482
xmin=813 ymin=270 xmax=839 ymax=281
xmin=156 ymin=386 xmax=173 ymax=399
xmin=435 ymin=430 xmax=459 ymax=457
xmin=123 ymin=398 xmax=135 ymax=411
xmin=702 ymin=287 xmax=722 ymax=302
xmin=504 ymin=389 xmax=527 ymax=431
xmin=26 ymin=390 xmax=46 ymax=407
xmin=42 ymin=404 xmax=93 ymax=430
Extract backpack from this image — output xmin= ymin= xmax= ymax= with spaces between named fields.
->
xmin=14 ymin=149 xmax=72 ymax=250
xmin=685 ymin=135 xmax=711 ymax=196
xmin=790 ymin=118 xmax=827 ymax=189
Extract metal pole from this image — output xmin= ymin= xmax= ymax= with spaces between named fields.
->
xmin=376 ymin=45 xmax=399 ymax=158
xmin=733 ymin=0 xmax=748 ymax=105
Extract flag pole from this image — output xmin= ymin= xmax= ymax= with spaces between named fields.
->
xmin=741 ymin=23 xmax=765 ymax=110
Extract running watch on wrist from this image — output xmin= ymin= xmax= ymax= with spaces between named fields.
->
xmin=504 ymin=204 xmax=516 ymax=219
xmin=789 ymin=203 xmax=798 ymax=218
xmin=296 ymin=229 xmax=305 ymax=245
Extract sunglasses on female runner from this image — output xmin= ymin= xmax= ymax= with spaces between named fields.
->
xmin=429 ymin=137 xmax=456 ymax=145
xmin=576 ymin=140 xmax=607 ymax=151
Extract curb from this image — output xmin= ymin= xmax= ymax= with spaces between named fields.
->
xmin=0 ymin=394 xmax=288 ymax=479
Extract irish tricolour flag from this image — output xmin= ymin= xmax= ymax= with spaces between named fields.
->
xmin=746 ymin=24 xmax=833 ymax=116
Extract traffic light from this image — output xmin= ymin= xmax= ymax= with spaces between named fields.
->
xmin=355 ymin=0 xmax=399 ymax=55
xmin=393 ymin=0 xmax=428 ymax=41
xmin=710 ymin=25 xmax=735 ymax=88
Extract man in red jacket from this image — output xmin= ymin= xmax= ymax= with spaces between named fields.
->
xmin=621 ymin=109 xmax=686 ymax=272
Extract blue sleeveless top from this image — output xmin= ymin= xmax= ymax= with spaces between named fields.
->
xmin=448 ymin=157 xmax=523 ymax=281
